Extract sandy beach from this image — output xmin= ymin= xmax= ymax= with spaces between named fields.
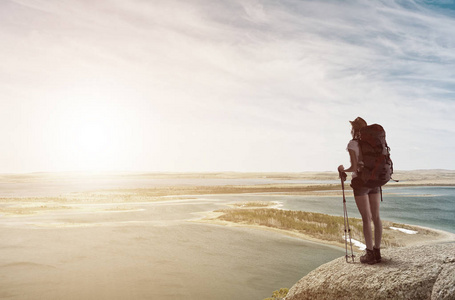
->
xmin=0 ymin=171 xmax=454 ymax=299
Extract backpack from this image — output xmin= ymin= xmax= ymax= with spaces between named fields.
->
xmin=355 ymin=124 xmax=393 ymax=188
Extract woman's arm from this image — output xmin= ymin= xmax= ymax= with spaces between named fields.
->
xmin=338 ymin=149 xmax=358 ymax=173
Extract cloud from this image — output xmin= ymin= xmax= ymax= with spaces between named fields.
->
xmin=1 ymin=0 xmax=455 ymax=172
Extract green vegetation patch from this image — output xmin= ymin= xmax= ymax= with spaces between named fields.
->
xmin=217 ymin=208 xmax=363 ymax=244
xmin=264 ymin=288 xmax=289 ymax=300
xmin=217 ymin=208 xmax=409 ymax=247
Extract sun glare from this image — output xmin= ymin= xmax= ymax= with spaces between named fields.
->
xmin=48 ymin=86 xmax=145 ymax=172
xmin=64 ymin=106 xmax=116 ymax=170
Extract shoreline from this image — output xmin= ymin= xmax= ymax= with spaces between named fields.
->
xmin=1 ymin=171 xmax=453 ymax=300
xmin=1 ymin=171 xmax=453 ymax=249
xmin=190 ymin=208 xmax=455 ymax=251
xmin=190 ymin=212 xmax=347 ymax=249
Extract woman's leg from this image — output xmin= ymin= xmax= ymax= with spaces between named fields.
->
xmin=368 ymin=193 xmax=382 ymax=248
xmin=354 ymin=195 xmax=373 ymax=250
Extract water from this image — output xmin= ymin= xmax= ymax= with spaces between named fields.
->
xmin=0 ymin=178 xmax=345 ymax=300
xmin=1 ymin=176 xmax=453 ymax=299
xmin=381 ymin=186 xmax=455 ymax=233
xmin=0 ymin=213 xmax=341 ymax=300
xmin=0 ymin=176 xmax=337 ymax=198
xmin=209 ymin=186 xmax=455 ymax=234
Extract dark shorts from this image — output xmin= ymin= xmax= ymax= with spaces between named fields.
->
xmin=352 ymin=185 xmax=380 ymax=197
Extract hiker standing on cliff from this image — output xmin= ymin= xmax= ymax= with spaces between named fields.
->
xmin=338 ymin=117 xmax=383 ymax=265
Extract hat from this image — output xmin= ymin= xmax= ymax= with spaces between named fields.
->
xmin=349 ymin=117 xmax=367 ymax=129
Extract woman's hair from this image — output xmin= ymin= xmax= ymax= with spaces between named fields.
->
xmin=350 ymin=117 xmax=367 ymax=139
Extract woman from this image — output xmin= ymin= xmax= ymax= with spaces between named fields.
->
xmin=338 ymin=117 xmax=382 ymax=264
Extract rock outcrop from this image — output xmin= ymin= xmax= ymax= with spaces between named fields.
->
xmin=285 ymin=243 xmax=455 ymax=300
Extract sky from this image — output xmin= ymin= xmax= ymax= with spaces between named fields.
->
xmin=1 ymin=0 xmax=455 ymax=173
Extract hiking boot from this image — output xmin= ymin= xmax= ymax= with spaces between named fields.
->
xmin=373 ymin=247 xmax=381 ymax=263
xmin=360 ymin=249 xmax=376 ymax=264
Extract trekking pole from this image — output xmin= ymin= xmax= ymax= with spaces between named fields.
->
xmin=340 ymin=171 xmax=355 ymax=263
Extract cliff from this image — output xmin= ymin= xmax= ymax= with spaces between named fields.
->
xmin=285 ymin=243 xmax=455 ymax=300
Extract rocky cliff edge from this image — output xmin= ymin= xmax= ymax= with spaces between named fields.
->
xmin=285 ymin=243 xmax=455 ymax=300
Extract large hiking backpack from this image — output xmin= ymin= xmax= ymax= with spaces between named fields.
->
xmin=355 ymin=124 xmax=393 ymax=188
